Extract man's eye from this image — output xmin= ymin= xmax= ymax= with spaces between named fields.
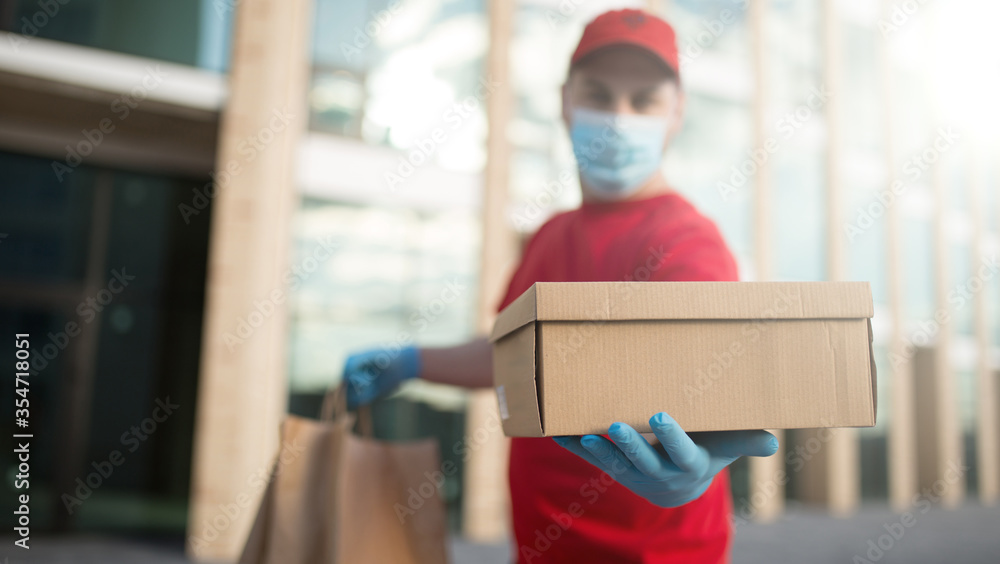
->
xmin=587 ymin=91 xmax=610 ymax=104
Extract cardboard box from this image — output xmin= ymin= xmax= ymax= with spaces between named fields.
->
xmin=489 ymin=281 xmax=877 ymax=437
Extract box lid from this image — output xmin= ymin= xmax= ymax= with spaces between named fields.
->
xmin=490 ymin=281 xmax=874 ymax=342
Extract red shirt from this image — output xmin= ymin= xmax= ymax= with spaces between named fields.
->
xmin=497 ymin=192 xmax=739 ymax=564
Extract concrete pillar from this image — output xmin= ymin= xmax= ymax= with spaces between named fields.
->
xmin=969 ymin=146 xmax=998 ymax=504
xmin=463 ymin=0 xmax=516 ymax=542
xmin=913 ymin=347 xmax=966 ymax=507
xmin=185 ymin=0 xmax=312 ymax=560
xmin=794 ymin=0 xmax=861 ymax=516
xmin=745 ymin=0 xmax=786 ymax=523
xmin=878 ymin=0 xmax=919 ymax=512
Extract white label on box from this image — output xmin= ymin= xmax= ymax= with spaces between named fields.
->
xmin=496 ymin=385 xmax=510 ymax=420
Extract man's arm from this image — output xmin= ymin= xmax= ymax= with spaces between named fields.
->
xmin=343 ymin=337 xmax=494 ymax=407
xmin=419 ymin=337 xmax=493 ymax=389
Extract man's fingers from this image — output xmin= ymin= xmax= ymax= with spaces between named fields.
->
xmin=686 ymin=430 xmax=776 ymax=477
xmin=553 ymin=436 xmax=607 ymax=470
xmin=608 ymin=422 xmax=665 ymax=476
xmin=558 ymin=424 xmax=778 ymax=489
xmin=579 ymin=435 xmax=637 ymax=476
xmin=648 ymin=413 xmax=707 ymax=473
xmin=555 ymin=435 xmax=639 ymax=477
xmin=692 ymin=430 xmax=779 ymax=459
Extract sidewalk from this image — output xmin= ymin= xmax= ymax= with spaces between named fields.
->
xmin=455 ymin=502 xmax=1000 ymax=564
xmin=2 ymin=502 xmax=997 ymax=563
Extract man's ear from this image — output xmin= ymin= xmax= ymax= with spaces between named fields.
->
xmin=561 ymin=80 xmax=572 ymax=130
xmin=664 ymin=87 xmax=685 ymax=147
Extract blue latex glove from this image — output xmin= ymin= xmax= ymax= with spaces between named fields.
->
xmin=554 ymin=412 xmax=778 ymax=508
xmin=342 ymin=346 xmax=422 ymax=409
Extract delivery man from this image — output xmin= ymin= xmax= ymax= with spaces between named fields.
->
xmin=342 ymin=9 xmax=778 ymax=563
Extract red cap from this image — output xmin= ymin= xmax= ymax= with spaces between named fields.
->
xmin=570 ymin=9 xmax=679 ymax=79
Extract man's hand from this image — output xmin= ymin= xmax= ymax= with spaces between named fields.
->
xmin=554 ymin=412 xmax=778 ymax=508
xmin=342 ymin=346 xmax=421 ymax=409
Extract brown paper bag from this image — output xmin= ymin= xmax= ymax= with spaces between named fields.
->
xmin=239 ymin=388 xmax=449 ymax=564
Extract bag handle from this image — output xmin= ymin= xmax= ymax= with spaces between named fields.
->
xmin=320 ymin=384 xmax=346 ymax=421
xmin=320 ymin=383 xmax=375 ymax=438
xmin=356 ymin=405 xmax=374 ymax=437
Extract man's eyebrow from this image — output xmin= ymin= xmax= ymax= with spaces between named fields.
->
xmin=581 ymin=78 xmax=610 ymax=91
xmin=634 ymin=82 xmax=664 ymax=96
xmin=632 ymin=84 xmax=667 ymax=97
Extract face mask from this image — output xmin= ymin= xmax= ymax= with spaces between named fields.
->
xmin=569 ymin=107 xmax=670 ymax=200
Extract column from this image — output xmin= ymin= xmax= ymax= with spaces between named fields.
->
xmin=745 ymin=0 xmax=786 ymax=523
xmin=186 ymin=0 xmax=312 ymax=560
xmin=463 ymin=0 xmax=517 ymax=542
xmin=879 ymin=0 xmax=918 ymax=512
xmin=969 ymin=146 xmax=997 ymax=503
xmin=795 ymin=0 xmax=860 ymax=516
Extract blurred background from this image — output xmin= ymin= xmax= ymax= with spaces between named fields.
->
xmin=0 ymin=0 xmax=998 ymax=562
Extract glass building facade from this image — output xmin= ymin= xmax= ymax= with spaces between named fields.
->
xmin=0 ymin=0 xmax=997 ymax=556
xmin=291 ymin=0 xmax=999 ymax=520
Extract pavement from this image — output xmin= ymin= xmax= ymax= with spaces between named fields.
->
xmin=2 ymin=502 xmax=998 ymax=563
xmin=729 ymin=501 xmax=1000 ymax=564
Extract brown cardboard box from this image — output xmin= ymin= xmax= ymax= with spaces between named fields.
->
xmin=489 ymin=281 xmax=877 ymax=437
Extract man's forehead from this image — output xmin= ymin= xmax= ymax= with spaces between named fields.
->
xmin=570 ymin=45 xmax=676 ymax=84
xmin=577 ymin=76 xmax=667 ymax=96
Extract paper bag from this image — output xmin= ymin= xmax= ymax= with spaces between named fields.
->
xmin=239 ymin=389 xmax=448 ymax=563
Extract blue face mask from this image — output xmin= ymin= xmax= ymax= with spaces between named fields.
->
xmin=569 ymin=107 xmax=670 ymax=200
